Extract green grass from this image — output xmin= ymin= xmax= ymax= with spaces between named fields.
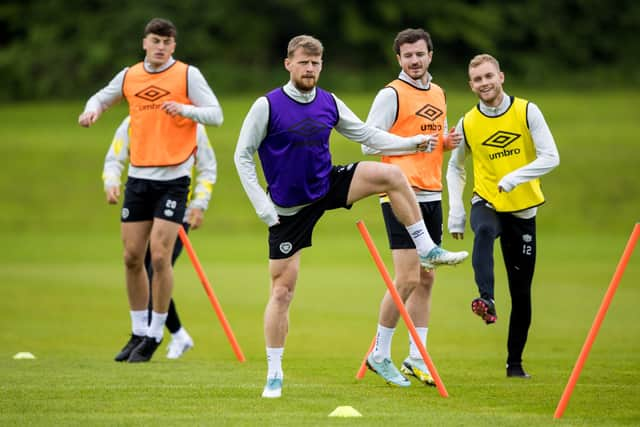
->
xmin=0 ymin=90 xmax=639 ymax=425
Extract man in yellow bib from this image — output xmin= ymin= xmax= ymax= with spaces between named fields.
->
xmin=362 ymin=28 xmax=465 ymax=387
xmin=78 ymin=18 xmax=223 ymax=362
xmin=447 ymin=54 xmax=559 ymax=378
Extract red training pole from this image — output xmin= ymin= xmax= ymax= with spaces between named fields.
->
xmin=554 ymin=223 xmax=640 ymax=419
xmin=178 ymin=227 xmax=246 ymax=362
xmin=356 ymin=220 xmax=448 ymax=397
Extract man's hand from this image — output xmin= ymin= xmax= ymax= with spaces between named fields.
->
xmin=497 ymin=177 xmax=515 ymax=193
xmin=106 ymin=186 xmax=120 ymax=204
xmin=161 ymin=101 xmax=184 ymax=117
xmin=443 ymin=127 xmax=462 ymax=150
xmin=187 ymin=207 xmax=204 ymax=229
xmin=78 ymin=111 xmax=98 ymax=127
xmin=417 ymin=135 xmax=438 ymax=153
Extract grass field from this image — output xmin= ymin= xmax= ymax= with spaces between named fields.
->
xmin=0 ymin=89 xmax=639 ymax=426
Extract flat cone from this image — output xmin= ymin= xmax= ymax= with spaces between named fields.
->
xmin=13 ymin=352 xmax=36 ymax=360
xmin=328 ymin=406 xmax=362 ymax=417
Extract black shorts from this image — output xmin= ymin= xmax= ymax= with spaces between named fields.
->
xmin=121 ymin=176 xmax=190 ymax=224
xmin=381 ymin=200 xmax=442 ymax=249
xmin=268 ymin=163 xmax=358 ymax=259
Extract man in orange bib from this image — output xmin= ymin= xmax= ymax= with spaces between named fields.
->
xmin=362 ymin=28 xmax=464 ymax=387
xmin=78 ymin=18 xmax=223 ymax=362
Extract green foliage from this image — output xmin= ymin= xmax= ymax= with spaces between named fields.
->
xmin=497 ymin=0 xmax=640 ymax=85
xmin=1 ymin=0 xmax=639 ymax=100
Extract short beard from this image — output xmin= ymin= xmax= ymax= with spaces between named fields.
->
xmin=293 ymin=77 xmax=316 ymax=92
xmin=409 ymin=69 xmax=425 ymax=79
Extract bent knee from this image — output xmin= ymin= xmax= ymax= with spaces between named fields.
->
xmin=474 ymin=222 xmax=498 ymax=239
xmin=123 ymin=250 xmax=145 ymax=270
xmin=271 ymin=284 xmax=295 ymax=306
xmin=150 ymin=253 xmax=171 ymax=272
xmin=394 ymin=277 xmax=421 ymax=297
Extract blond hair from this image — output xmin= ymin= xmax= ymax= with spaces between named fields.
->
xmin=469 ymin=54 xmax=501 ymax=72
xmin=287 ymin=35 xmax=324 ymax=58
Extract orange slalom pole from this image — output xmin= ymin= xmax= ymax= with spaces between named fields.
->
xmin=178 ymin=227 xmax=246 ymax=362
xmin=356 ymin=336 xmax=376 ymax=379
xmin=554 ymin=223 xmax=640 ymax=419
xmin=356 ymin=220 xmax=448 ymax=397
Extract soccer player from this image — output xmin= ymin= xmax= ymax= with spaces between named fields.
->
xmin=362 ymin=28 xmax=462 ymax=387
xmin=446 ymin=54 xmax=559 ymax=378
xmin=78 ymin=18 xmax=223 ymax=362
xmin=234 ymin=34 xmax=468 ymax=398
xmin=103 ymin=116 xmax=217 ymax=360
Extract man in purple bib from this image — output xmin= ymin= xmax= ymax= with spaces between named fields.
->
xmin=258 ymin=87 xmax=337 ymax=207
xmin=234 ymin=35 xmax=468 ymax=398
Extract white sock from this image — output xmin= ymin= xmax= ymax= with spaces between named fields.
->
xmin=130 ymin=310 xmax=148 ymax=336
xmin=372 ymin=325 xmax=395 ymax=362
xmin=147 ymin=311 xmax=168 ymax=343
xmin=266 ymin=347 xmax=284 ymax=379
xmin=406 ymin=220 xmax=436 ymax=256
xmin=409 ymin=327 xmax=429 ymax=359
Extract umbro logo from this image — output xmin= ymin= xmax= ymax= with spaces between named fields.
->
xmin=485 ymin=131 xmax=522 ymax=160
xmin=287 ymin=118 xmax=327 ymax=137
xmin=135 ymin=85 xmax=170 ymax=102
xmin=481 ymin=131 xmax=521 ymax=149
xmin=415 ymin=104 xmax=443 ymax=121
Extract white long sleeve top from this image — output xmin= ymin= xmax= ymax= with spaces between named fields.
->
xmin=446 ymin=92 xmax=560 ymax=233
xmin=83 ymin=57 xmax=223 ymax=181
xmin=102 ymin=116 xmax=217 ymax=218
xmin=234 ymin=81 xmax=428 ymax=226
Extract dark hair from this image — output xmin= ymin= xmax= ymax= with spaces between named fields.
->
xmin=144 ymin=18 xmax=177 ymax=38
xmin=393 ymin=28 xmax=433 ymax=54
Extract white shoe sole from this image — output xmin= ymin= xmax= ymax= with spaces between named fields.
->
xmin=436 ymin=252 xmax=468 ymax=265
xmin=261 ymin=389 xmax=282 ymax=398
xmin=261 ymin=386 xmax=282 ymax=398
xmin=166 ymin=341 xmax=194 ymax=359
xmin=426 ymin=251 xmax=469 ymax=268
xmin=366 ymin=358 xmax=411 ymax=387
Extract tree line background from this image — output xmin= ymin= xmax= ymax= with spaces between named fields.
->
xmin=1 ymin=0 xmax=638 ymax=101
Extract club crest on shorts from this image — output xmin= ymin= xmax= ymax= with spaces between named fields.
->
xmin=121 ymin=208 xmax=129 ymax=219
xmin=522 ymin=234 xmax=532 ymax=243
xmin=279 ymin=242 xmax=293 ymax=254
xmin=164 ymin=209 xmax=174 ymax=218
